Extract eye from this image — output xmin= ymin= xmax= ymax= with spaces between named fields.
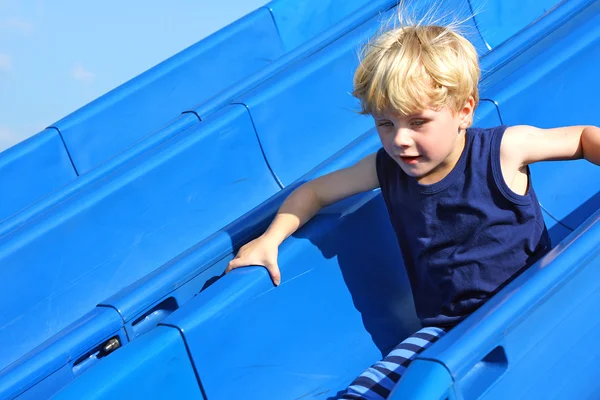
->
xmin=411 ymin=119 xmax=427 ymax=127
xmin=376 ymin=120 xmax=393 ymax=127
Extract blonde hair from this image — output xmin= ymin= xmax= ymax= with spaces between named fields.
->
xmin=353 ymin=23 xmax=480 ymax=119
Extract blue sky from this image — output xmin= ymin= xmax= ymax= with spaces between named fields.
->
xmin=0 ymin=0 xmax=266 ymax=151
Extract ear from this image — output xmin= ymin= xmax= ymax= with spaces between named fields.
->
xmin=458 ymin=96 xmax=475 ymax=129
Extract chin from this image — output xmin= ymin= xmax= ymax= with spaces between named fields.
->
xmin=398 ymin=164 xmax=426 ymax=178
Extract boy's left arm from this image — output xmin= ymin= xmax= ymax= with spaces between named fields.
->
xmin=503 ymin=125 xmax=600 ymax=166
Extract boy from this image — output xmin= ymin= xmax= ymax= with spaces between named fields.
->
xmin=225 ymin=23 xmax=600 ymax=399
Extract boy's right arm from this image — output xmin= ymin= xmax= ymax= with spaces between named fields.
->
xmin=225 ymin=152 xmax=380 ymax=285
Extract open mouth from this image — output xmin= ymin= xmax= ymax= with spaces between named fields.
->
xmin=399 ymin=155 xmax=421 ymax=165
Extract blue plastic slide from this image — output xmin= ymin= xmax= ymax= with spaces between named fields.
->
xmin=2 ymin=0 xmax=599 ymax=399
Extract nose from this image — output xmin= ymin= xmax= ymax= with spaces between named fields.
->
xmin=393 ymin=127 xmax=413 ymax=148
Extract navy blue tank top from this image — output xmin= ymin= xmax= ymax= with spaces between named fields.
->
xmin=376 ymin=125 xmax=551 ymax=328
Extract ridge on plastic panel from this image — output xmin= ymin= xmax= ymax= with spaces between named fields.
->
xmin=51 ymin=326 xmax=202 ymax=400
xmin=0 ymin=104 xmax=279 ymax=376
xmin=415 ymin=210 xmax=600 ymax=399
xmin=53 ymin=7 xmax=284 ymax=175
xmin=0 ymin=307 xmax=125 ymax=400
xmin=0 ymin=129 xmax=77 ymax=223
xmin=101 ymin=129 xmax=382 ymax=341
xmin=0 ymin=113 xmax=199 ymax=238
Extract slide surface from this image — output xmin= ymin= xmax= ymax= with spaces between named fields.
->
xmin=1 ymin=0 xmax=599 ymax=399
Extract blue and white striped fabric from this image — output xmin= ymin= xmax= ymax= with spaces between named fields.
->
xmin=341 ymin=327 xmax=447 ymax=399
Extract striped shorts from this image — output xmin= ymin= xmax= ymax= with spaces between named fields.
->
xmin=340 ymin=326 xmax=447 ymax=400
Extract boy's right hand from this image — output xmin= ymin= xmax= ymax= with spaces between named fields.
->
xmin=225 ymin=235 xmax=281 ymax=286
xmin=223 ymin=152 xmax=379 ymax=288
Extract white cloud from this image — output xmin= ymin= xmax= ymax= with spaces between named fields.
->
xmin=71 ymin=63 xmax=96 ymax=84
xmin=0 ymin=53 xmax=12 ymax=72
xmin=0 ymin=18 xmax=35 ymax=35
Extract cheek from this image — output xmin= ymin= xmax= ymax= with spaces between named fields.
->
xmin=416 ymin=130 xmax=453 ymax=158
xmin=377 ymin=131 xmax=394 ymax=151
xmin=414 ymin=132 xmax=436 ymax=153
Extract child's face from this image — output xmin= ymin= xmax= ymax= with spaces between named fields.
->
xmin=374 ymin=99 xmax=474 ymax=185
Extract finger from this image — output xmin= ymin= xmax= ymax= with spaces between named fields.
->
xmin=225 ymin=258 xmax=246 ymax=273
xmin=227 ymin=256 xmax=265 ymax=272
xmin=265 ymin=263 xmax=281 ymax=286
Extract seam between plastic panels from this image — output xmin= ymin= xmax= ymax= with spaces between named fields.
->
xmin=417 ymin=356 xmax=455 ymax=381
xmin=262 ymin=5 xmax=286 ymax=52
xmin=540 ymin=203 xmax=575 ymax=231
xmin=95 ymin=303 xmax=131 ymax=342
xmin=479 ymin=98 xmax=504 ymax=125
xmin=231 ymin=102 xmax=285 ymax=189
xmin=413 ymin=356 xmax=456 ymax=396
xmin=467 ymin=0 xmax=492 ymax=51
xmin=48 ymin=126 xmax=80 ymax=176
xmin=159 ymin=322 xmax=208 ymax=400
xmin=181 ymin=110 xmax=202 ymax=122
